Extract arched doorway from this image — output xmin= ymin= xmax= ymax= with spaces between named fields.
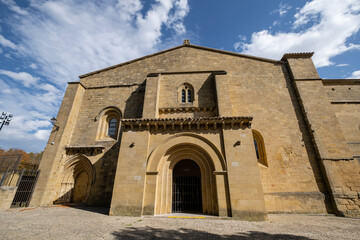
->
xmin=55 ymin=155 xmax=94 ymax=204
xmin=143 ymin=134 xmax=230 ymax=216
xmin=172 ymin=160 xmax=202 ymax=213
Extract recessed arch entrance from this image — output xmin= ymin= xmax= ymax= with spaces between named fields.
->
xmin=55 ymin=155 xmax=94 ymax=204
xmin=143 ymin=134 xmax=230 ymax=216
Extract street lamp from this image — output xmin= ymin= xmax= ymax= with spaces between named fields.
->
xmin=0 ymin=112 xmax=13 ymax=132
xmin=51 ymin=117 xmax=59 ymax=130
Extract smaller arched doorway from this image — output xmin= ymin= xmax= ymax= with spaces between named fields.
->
xmin=172 ymin=160 xmax=202 ymax=213
xmin=56 ymin=155 xmax=94 ymax=204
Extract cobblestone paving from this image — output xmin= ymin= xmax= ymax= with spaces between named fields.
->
xmin=0 ymin=206 xmax=359 ymax=239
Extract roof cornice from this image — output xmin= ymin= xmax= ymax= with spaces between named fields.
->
xmin=281 ymin=52 xmax=314 ymax=61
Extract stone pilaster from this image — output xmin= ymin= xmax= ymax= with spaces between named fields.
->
xmin=284 ymin=53 xmax=360 ymax=217
xmin=30 ymin=82 xmax=85 ymax=206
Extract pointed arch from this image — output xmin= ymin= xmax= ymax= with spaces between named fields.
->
xmin=56 ymin=155 xmax=95 ymax=204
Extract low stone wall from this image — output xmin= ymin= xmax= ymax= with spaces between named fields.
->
xmin=0 ymin=186 xmax=17 ymax=210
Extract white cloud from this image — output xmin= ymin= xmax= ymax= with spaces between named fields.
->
xmin=336 ymin=63 xmax=349 ymax=67
xmin=0 ymin=79 xmax=61 ymax=152
xmin=5 ymin=0 xmax=189 ymax=86
xmin=235 ymin=0 xmax=360 ymax=67
xmin=34 ymin=129 xmax=51 ymax=140
xmin=348 ymin=70 xmax=360 ymax=78
xmin=0 ymin=35 xmax=18 ymax=50
xmin=0 ymin=0 xmax=189 ymax=152
xmin=278 ymin=3 xmax=292 ymax=16
xmin=0 ymin=70 xmax=39 ymax=87
xmin=0 ymin=0 xmax=28 ymax=15
xmin=29 ymin=63 xmax=38 ymax=69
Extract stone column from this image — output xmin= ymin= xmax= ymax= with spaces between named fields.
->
xmin=141 ymin=172 xmax=158 ymax=215
xmin=214 ymin=171 xmax=229 ymax=217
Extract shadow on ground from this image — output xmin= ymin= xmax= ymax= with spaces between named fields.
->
xmin=112 ymin=227 xmax=314 ymax=239
xmin=60 ymin=204 xmax=110 ymax=215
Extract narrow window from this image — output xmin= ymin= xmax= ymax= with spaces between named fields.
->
xmin=181 ymin=89 xmax=186 ymax=103
xmin=187 ymin=89 xmax=192 ymax=103
xmin=252 ymin=130 xmax=268 ymax=167
xmin=108 ymin=118 xmax=117 ymax=138
xmin=254 ymin=139 xmax=260 ymax=160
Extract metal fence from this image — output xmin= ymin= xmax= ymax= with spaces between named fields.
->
xmin=0 ymin=154 xmax=41 ymax=208
xmin=11 ymin=169 xmax=40 ymax=208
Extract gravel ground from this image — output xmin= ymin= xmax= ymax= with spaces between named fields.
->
xmin=0 ymin=206 xmax=359 ymax=239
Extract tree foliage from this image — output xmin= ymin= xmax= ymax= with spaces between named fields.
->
xmin=0 ymin=147 xmax=43 ymax=170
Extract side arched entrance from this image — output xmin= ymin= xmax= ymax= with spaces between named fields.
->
xmin=55 ymin=155 xmax=94 ymax=204
xmin=143 ymin=134 xmax=230 ymax=216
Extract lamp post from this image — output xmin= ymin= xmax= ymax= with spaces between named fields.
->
xmin=0 ymin=112 xmax=13 ymax=132
xmin=51 ymin=117 xmax=59 ymax=130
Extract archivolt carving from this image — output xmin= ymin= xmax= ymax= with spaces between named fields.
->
xmin=56 ymin=155 xmax=95 ymax=204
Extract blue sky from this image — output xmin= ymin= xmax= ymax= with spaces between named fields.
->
xmin=0 ymin=0 xmax=360 ymax=152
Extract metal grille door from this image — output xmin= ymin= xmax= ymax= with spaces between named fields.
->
xmin=172 ymin=175 xmax=202 ymax=213
xmin=11 ymin=170 xmax=39 ymax=208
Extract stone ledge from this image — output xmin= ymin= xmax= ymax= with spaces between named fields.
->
xmin=159 ymin=107 xmax=217 ymax=114
xmin=65 ymin=145 xmax=105 ymax=156
xmin=330 ymin=100 xmax=360 ymax=104
xmin=121 ymin=116 xmax=252 ymax=132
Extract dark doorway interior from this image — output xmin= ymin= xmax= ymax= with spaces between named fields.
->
xmin=172 ymin=160 xmax=202 ymax=213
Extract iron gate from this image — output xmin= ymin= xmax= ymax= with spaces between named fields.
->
xmin=172 ymin=175 xmax=202 ymax=213
xmin=11 ymin=170 xmax=40 ymax=208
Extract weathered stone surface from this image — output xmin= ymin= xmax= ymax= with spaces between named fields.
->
xmin=30 ymin=42 xmax=360 ymax=219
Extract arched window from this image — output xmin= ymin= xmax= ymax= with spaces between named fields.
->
xmin=179 ymin=83 xmax=194 ymax=103
xmin=95 ymin=107 xmax=121 ymax=140
xmin=252 ymin=130 xmax=268 ymax=167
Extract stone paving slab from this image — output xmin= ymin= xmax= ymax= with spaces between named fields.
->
xmin=0 ymin=206 xmax=359 ymax=239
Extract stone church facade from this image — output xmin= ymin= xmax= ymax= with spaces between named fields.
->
xmin=30 ymin=41 xmax=360 ymax=220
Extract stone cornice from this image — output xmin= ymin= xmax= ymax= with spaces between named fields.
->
xmin=322 ymin=79 xmax=360 ymax=85
xmin=147 ymin=70 xmax=226 ymax=77
xmin=65 ymin=145 xmax=105 ymax=156
xmin=281 ymin=52 xmax=314 ymax=60
xmin=159 ymin=107 xmax=217 ymax=114
xmin=121 ymin=116 xmax=252 ymax=131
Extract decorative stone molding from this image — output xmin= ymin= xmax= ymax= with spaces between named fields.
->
xmin=65 ymin=145 xmax=105 ymax=156
xmin=121 ymin=116 xmax=252 ymax=132
xmin=159 ymin=107 xmax=217 ymax=114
